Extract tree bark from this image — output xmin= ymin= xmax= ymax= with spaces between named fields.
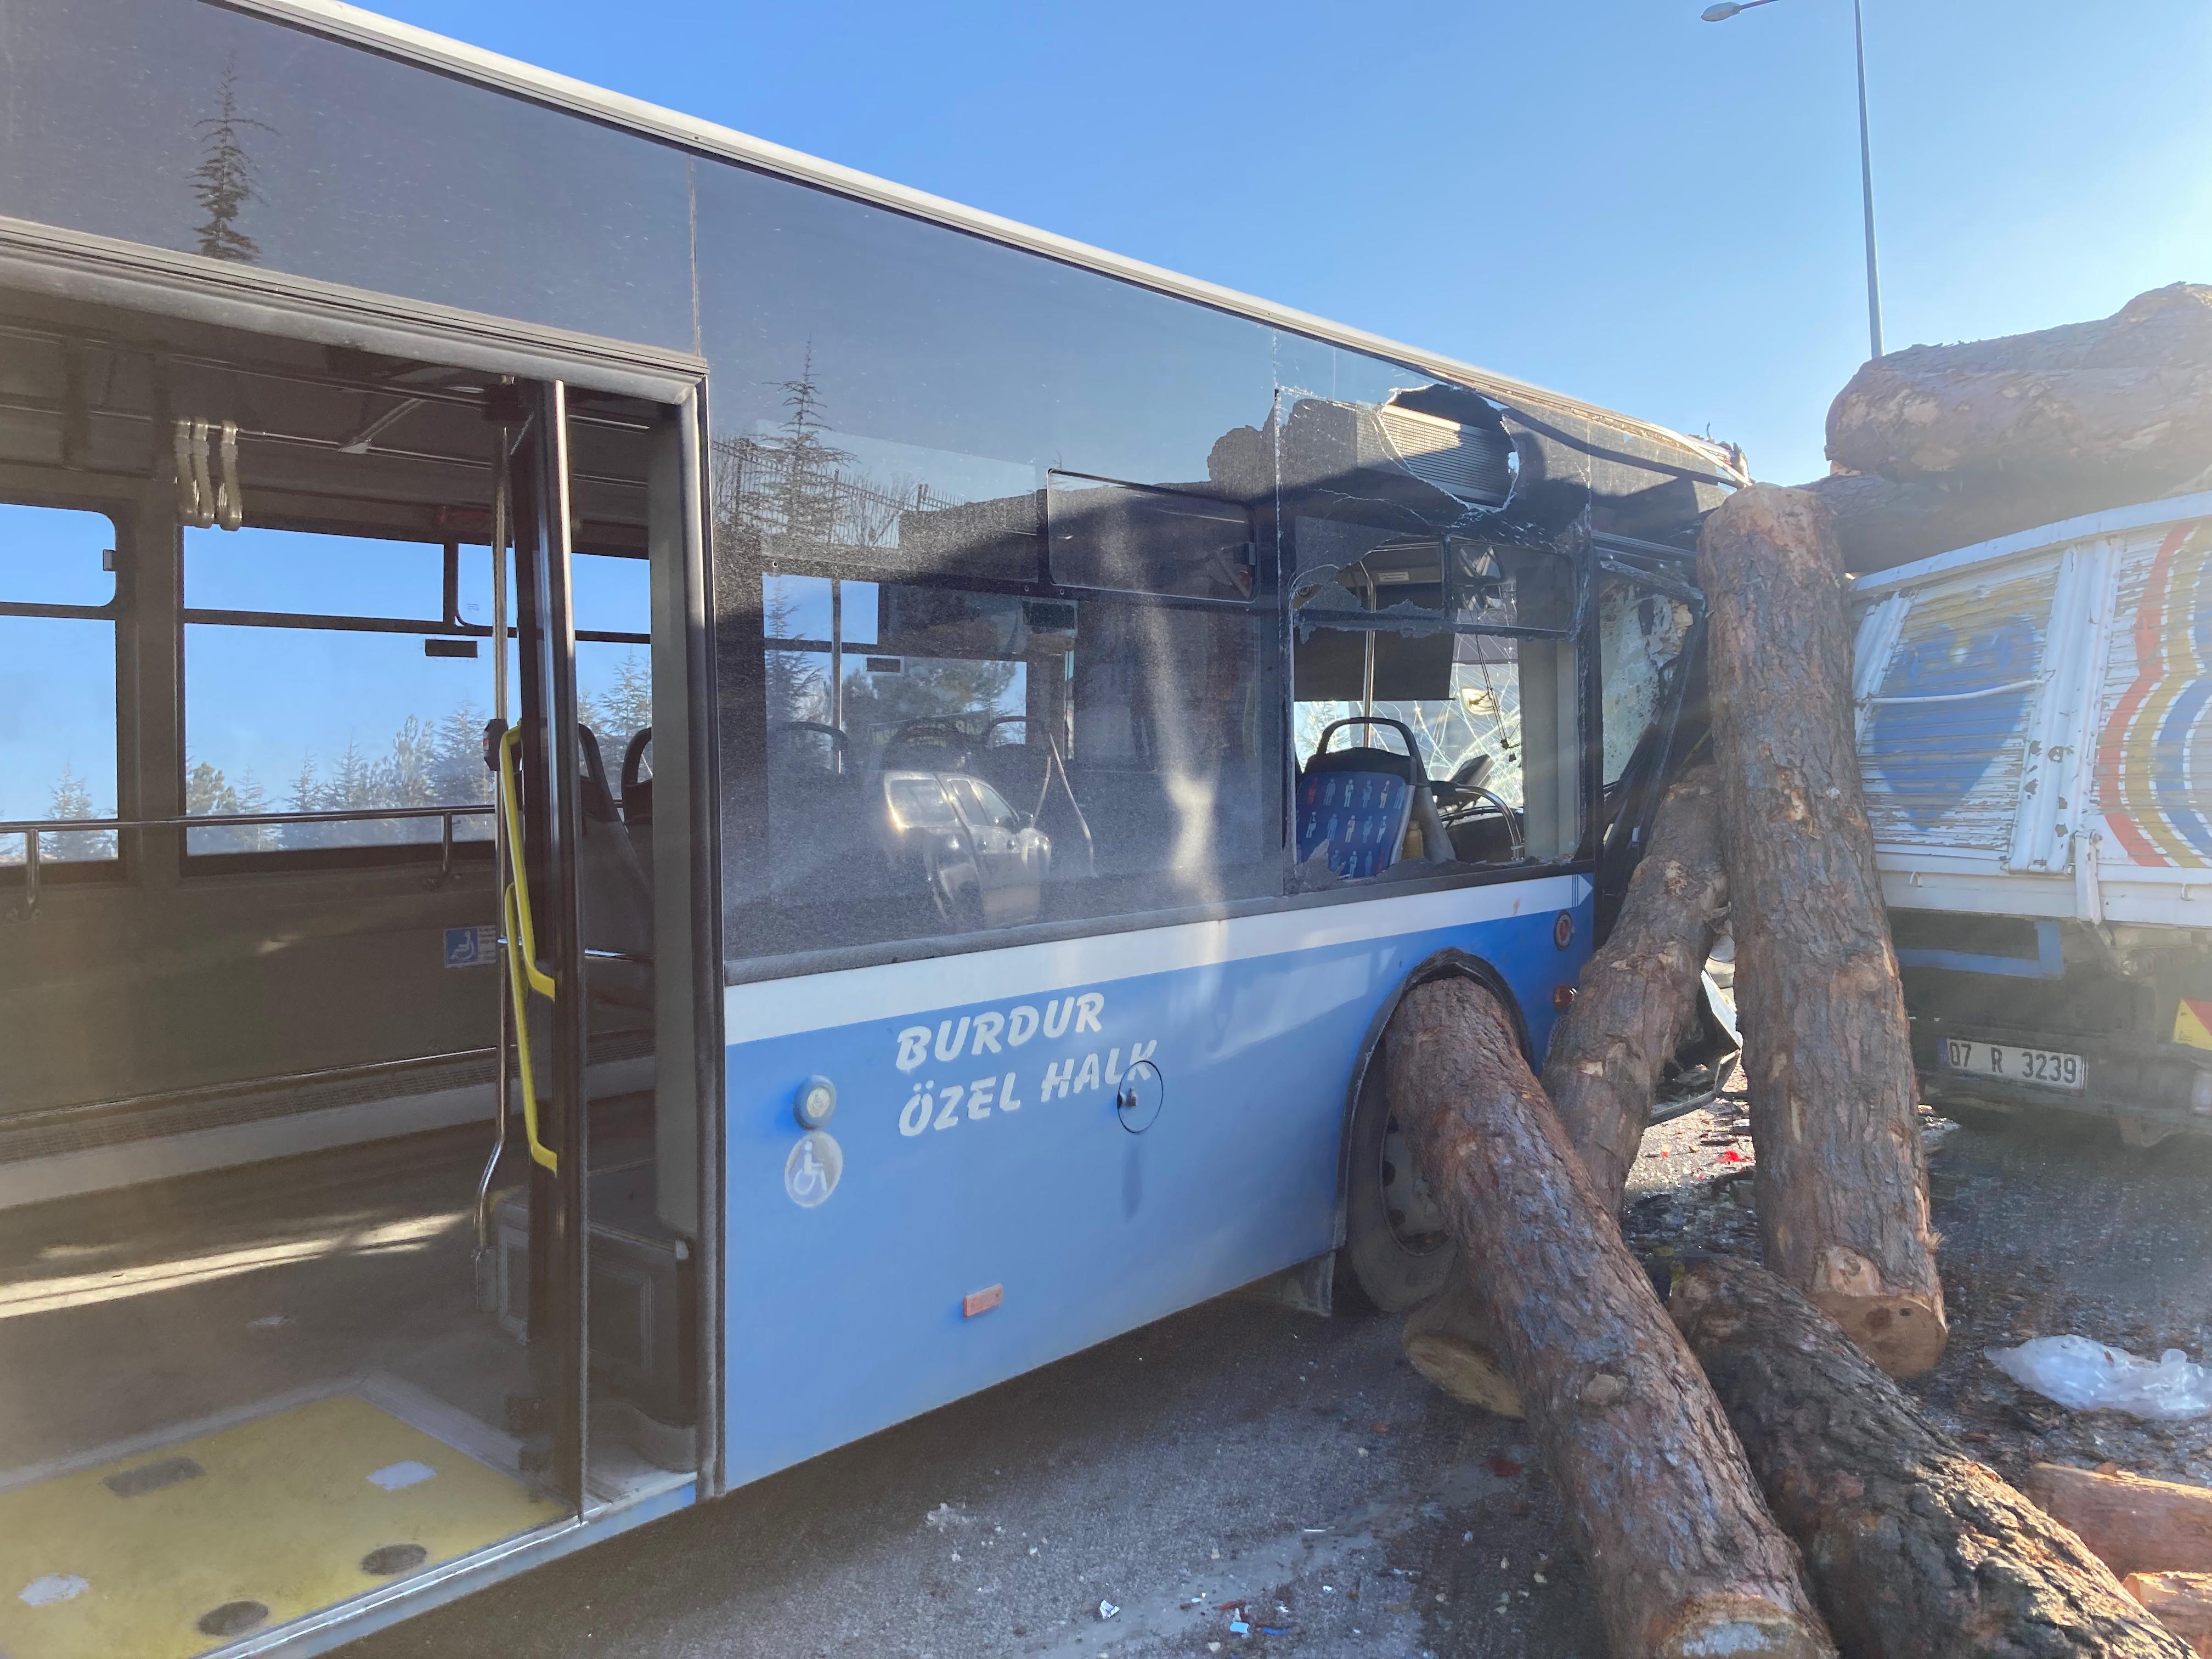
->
xmin=2020 ymin=1465 xmax=2212 ymax=1579
xmin=1699 ymin=484 xmax=1948 ymax=1377
xmin=1799 ymin=466 xmax=2212 ymax=577
xmin=2123 ymin=1573 xmax=2212 ymax=1656
xmin=1383 ymin=977 xmax=1833 ymax=1659
xmin=1825 ymin=284 xmax=2212 ymax=485
xmin=1545 ymin=765 xmax=1728 ymax=1214
xmin=1674 ymin=1254 xmax=2194 ymax=1659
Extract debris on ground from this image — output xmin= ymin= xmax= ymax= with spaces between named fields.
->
xmin=1988 ymin=1339 xmax=2212 ymax=1421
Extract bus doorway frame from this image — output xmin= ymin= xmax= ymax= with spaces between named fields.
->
xmin=0 ymin=213 xmax=729 ymax=1609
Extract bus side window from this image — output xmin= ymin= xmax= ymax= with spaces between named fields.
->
xmin=1598 ymin=574 xmax=1695 ymax=801
xmin=1290 ymin=535 xmax=1582 ymax=876
xmin=0 ymin=501 xmax=121 ymax=866
xmin=735 ymin=560 xmax=1279 ymax=959
xmin=180 ymin=527 xmax=493 ymax=856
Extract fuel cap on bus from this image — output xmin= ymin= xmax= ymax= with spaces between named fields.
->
xmin=1115 ymin=1062 xmax=1163 ymax=1133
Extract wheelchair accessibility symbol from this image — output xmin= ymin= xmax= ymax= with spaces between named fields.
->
xmin=784 ymin=1130 xmax=843 ymax=1209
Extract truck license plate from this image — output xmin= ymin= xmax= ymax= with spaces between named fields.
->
xmin=1944 ymin=1038 xmax=2085 ymax=1091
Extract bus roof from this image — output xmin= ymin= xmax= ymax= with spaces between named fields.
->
xmin=233 ymin=0 xmax=1746 ymax=490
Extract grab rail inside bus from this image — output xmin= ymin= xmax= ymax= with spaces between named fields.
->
xmin=495 ymin=725 xmax=559 ymax=1172
xmin=0 ymin=802 xmax=494 ymax=918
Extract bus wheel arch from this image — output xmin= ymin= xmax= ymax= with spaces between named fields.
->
xmin=1334 ymin=949 xmax=1534 ymax=1313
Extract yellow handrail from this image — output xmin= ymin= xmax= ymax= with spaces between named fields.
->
xmin=503 ymin=882 xmax=558 ymax=1173
xmin=495 ymin=725 xmax=558 ymax=1173
xmin=498 ymin=727 xmax=555 ymax=999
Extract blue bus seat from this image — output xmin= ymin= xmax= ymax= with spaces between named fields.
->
xmin=1296 ymin=717 xmax=1427 ymax=879
xmin=1296 ymin=767 xmax=1412 ymax=878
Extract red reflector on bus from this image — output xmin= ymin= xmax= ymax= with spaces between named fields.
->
xmin=962 ymin=1284 xmax=1004 ymax=1318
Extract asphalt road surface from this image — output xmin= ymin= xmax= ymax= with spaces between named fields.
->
xmin=342 ymin=1280 xmax=1592 ymax=1658
xmin=343 ymin=1101 xmax=2212 ymax=1658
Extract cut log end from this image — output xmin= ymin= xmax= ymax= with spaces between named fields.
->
xmin=1812 ymin=1289 xmax=1949 ymax=1378
xmin=1651 ymin=1594 xmax=1835 ymax=1659
xmin=2123 ymin=1572 xmax=2212 ymax=1656
xmin=1677 ymin=1256 xmax=2188 ymax=1657
xmin=1402 ymin=1330 xmax=1526 ymax=1419
xmin=1402 ymin=1279 xmax=1525 ymax=1418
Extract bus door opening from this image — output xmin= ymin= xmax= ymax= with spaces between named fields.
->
xmin=0 ymin=294 xmax=702 ymax=1657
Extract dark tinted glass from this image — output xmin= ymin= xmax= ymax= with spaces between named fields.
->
xmin=1047 ymin=474 xmax=1254 ymax=601
xmin=696 ymin=163 xmax=1289 ymax=966
xmin=693 ymin=162 xmax=1279 ymax=579
xmin=0 ymin=0 xmax=695 ymax=348
xmin=732 ymin=568 xmax=1278 ymax=962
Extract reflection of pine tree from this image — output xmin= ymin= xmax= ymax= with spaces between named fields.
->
xmin=709 ymin=349 xmax=925 ymax=568
xmin=191 ymin=60 xmax=273 ymax=263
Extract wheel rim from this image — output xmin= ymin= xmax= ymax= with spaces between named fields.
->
xmin=1379 ymin=1111 xmax=1449 ymax=1252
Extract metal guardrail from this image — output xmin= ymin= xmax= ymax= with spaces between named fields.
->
xmin=0 ymin=802 xmax=496 ymax=913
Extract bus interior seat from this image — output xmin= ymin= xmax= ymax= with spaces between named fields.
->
xmin=764 ymin=721 xmax=883 ymax=900
xmin=620 ymin=726 xmax=654 ymax=889
xmin=577 ymin=725 xmax=654 ymax=1013
xmin=1296 ymin=719 xmax=1425 ymax=879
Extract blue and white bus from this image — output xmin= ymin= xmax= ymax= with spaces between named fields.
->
xmin=0 ymin=4 xmax=1743 ymax=1652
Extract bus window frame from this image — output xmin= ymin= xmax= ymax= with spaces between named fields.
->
xmin=1288 ymin=529 xmax=1598 ymax=864
xmin=0 ymin=492 xmax=128 ymax=884
xmin=175 ymin=521 xmax=651 ymax=874
xmin=719 ymin=535 xmax=1604 ymax=988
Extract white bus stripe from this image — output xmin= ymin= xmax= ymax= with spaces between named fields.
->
xmin=725 ymin=876 xmax=1588 ymax=1042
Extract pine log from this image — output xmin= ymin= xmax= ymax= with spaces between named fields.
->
xmin=1826 ymin=284 xmax=2212 ymax=484
xmin=1545 ymin=765 xmax=1728 ymax=1214
xmin=2123 ymin=1574 xmax=2212 ymax=1656
xmin=1801 ymin=466 xmax=2212 ymax=577
xmin=1673 ymin=1254 xmax=2193 ymax=1659
xmin=1401 ymin=1274 xmax=1524 ymax=1418
xmin=1699 ymin=484 xmax=1948 ymax=1376
xmin=1383 ymin=977 xmax=1833 ymax=1659
xmin=2020 ymin=1465 xmax=2212 ymax=1579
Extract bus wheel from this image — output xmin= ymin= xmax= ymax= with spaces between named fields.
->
xmin=1341 ymin=1062 xmax=1455 ymax=1313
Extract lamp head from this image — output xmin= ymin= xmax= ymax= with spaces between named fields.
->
xmin=1702 ymin=2 xmax=1745 ymax=17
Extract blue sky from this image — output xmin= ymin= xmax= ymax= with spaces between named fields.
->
xmin=363 ymin=0 xmax=2212 ymax=486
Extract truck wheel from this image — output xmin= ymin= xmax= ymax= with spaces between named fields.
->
xmin=1341 ymin=1061 xmax=1456 ymax=1312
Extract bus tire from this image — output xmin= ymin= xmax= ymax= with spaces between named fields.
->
xmin=1340 ymin=1060 xmax=1456 ymax=1313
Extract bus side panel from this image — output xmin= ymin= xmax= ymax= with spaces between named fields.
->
xmin=718 ymin=876 xmax=1589 ymax=1488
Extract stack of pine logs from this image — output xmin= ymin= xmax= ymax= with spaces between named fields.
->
xmin=1807 ymin=281 xmax=2212 ymax=573
xmin=1385 ymin=287 xmax=2212 ymax=1656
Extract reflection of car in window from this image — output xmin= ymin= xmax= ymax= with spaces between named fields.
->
xmin=881 ymin=763 xmax=1051 ymax=929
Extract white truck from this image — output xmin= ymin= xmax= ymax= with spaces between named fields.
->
xmin=1851 ymin=490 xmax=2212 ymax=1142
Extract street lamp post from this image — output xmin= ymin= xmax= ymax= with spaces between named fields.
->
xmin=1703 ymin=0 xmax=1886 ymax=362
